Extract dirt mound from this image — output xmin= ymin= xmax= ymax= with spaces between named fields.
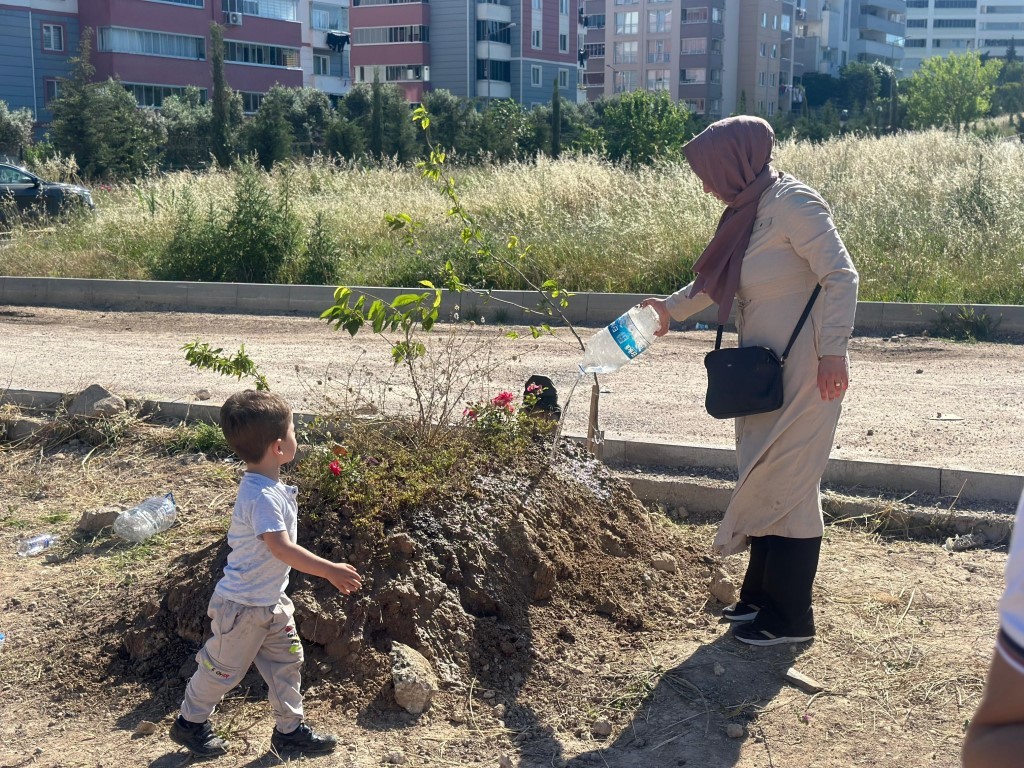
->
xmin=120 ymin=441 xmax=712 ymax=715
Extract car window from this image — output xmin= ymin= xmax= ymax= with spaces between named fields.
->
xmin=0 ymin=166 xmax=34 ymax=184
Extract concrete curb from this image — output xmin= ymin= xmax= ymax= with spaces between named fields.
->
xmin=4 ymin=389 xmax=1021 ymax=511
xmin=2 ymin=276 xmax=1024 ymax=334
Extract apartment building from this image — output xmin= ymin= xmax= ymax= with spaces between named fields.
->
xmin=792 ymin=0 xmax=905 ymax=78
xmin=349 ymin=0 xmax=580 ymax=106
xmin=0 ymin=0 xmax=80 ymax=124
xmin=904 ymin=0 xmax=1022 ymax=72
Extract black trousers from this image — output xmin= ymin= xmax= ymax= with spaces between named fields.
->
xmin=739 ymin=535 xmax=822 ymax=636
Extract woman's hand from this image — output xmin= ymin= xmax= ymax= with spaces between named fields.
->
xmin=817 ymin=355 xmax=849 ymax=401
xmin=640 ymin=298 xmax=671 ymax=337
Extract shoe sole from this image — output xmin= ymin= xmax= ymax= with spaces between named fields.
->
xmin=271 ymin=743 xmax=337 ymax=756
xmin=734 ymin=632 xmax=814 ymax=646
xmin=722 ymin=611 xmax=759 ymax=622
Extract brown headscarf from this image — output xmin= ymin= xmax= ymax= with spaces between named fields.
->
xmin=683 ymin=116 xmax=779 ymax=325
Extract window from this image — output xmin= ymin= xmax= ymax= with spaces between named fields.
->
xmin=770 ymin=72 xmax=776 ymax=86
xmin=44 ymin=79 xmax=61 ymax=103
xmin=680 ymin=67 xmax=705 ymax=83
xmin=532 ymin=0 xmax=542 ymax=8
xmin=646 ymin=69 xmax=670 ymax=90
xmin=935 ymin=0 xmax=976 ymax=5
xmin=711 ymin=7 xmax=722 ymax=22
xmin=680 ymin=37 xmax=707 ymax=55
xmin=584 ymin=42 xmax=605 ymax=57
xmin=772 ymin=14 xmax=778 ymax=29
xmin=314 ymin=54 xmax=330 ymax=75
xmin=532 ymin=29 xmax=541 ymax=48
xmin=42 ymin=24 xmax=64 ymax=52
xmin=559 ymin=68 xmax=569 ymax=87
xmin=226 ymin=0 xmax=298 ymax=21
xmin=614 ymin=41 xmax=638 ymax=63
xmin=709 ymin=68 xmax=721 ymax=83
xmin=934 ymin=18 xmax=976 ymax=26
xmin=761 ymin=12 xmax=768 ymax=27
xmin=356 ymin=0 xmax=426 ymax=5
xmin=531 ymin=64 xmax=542 ymax=86
xmin=98 ymin=27 xmax=206 ymax=59
xmin=781 ymin=14 xmax=791 ymax=31
xmin=614 ymin=0 xmax=638 ymax=4
xmin=477 ymin=59 xmax=511 ymax=82
xmin=559 ymin=33 xmax=568 ymax=52
xmin=684 ymin=98 xmax=705 ymax=113
xmin=150 ymin=0 xmax=204 ymax=5
xmin=648 ymin=10 xmax=671 ymax=33
xmin=905 ymin=38 xmax=927 ymax=46
xmin=682 ymin=7 xmax=708 ymax=23
xmin=759 ymin=42 xmax=767 ymax=56
xmin=477 ymin=21 xmax=513 ymax=43
xmin=613 ymin=69 xmax=637 ymax=93
xmin=615 ymin=11 xmax=638 ymax=34
xmin=907 ymin=18 xmax=927 ymax=26
xmin=768 ymin=100 xmax=775 ymax=116
xmin=241 ymin=91 xmax=264 ymax=113
xmin=710 ymin=38 xmax=722 ymax=54
xmin=224 ymin=40 xmax=299 ymax=66
xmin=383 ymin=65 xmax=424 ymax=80
xmin=124 ymin=82 xmax=207 ymax=107
xmin=560 ymin=0 xmax=568 ymax=12
xmin=906 ymin=0 xmax=928 ymax=5
xmin=311 ymin=3 xmax=342 ymax=29
xmin=353 ymin=25 xmax=430 ymax=44
xmin=647 ymin=39 xmax=669 ymax=63
xmin=758 ymin=70 xmax=766 ymax=85
xmin=771 ymin=43 xmax=777 ymax=58
xmin=589 ymin=14 xmax=605 ymax=28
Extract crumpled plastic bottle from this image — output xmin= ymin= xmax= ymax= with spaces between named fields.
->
xmin=113 ymin=493 xmax=177 ymax=543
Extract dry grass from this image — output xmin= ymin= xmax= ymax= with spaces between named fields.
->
xmin=2 ymin=130 xmax=1022 ymax=303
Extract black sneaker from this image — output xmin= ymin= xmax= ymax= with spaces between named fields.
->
xmin=169 ymin=715 xmax=229 ymax=757
xmin=733 ymin=623 xmax=814 ymax=646
xmin=721 ymin=601 xmax=760 ymax=622
xmin=271 ymin=722 xmax=338 ymax=755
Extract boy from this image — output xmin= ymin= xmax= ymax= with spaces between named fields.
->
xmin=170 ymin=390 xmax=362 ymax=758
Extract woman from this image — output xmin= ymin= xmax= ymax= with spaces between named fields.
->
xmin=643 ymin=116 xmax=858 ymax=646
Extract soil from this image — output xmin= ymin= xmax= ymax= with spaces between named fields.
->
xmin=0 ymin=304 xmax=1019 ymax=768
xmin=0 ymin=304 xmax=1022 ymax=474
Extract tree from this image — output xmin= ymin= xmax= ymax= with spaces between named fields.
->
xmin=1008 ymin=37 xmax=1018 ymax=64
xmin=904 ymin=51 xmax=1002 ymax=135
xmin=598 ymin=90 xmax=691 ymax=164
xmin=800 ymin=72 xmax=842 ymax=108
xmin=840 ymin=61 xmax=882 ymax=112
xmin=475 ymin=99 xmax=528 ymax=161
xmin=48 ymin=29 xmax=96 ymax=169
xmin=369 ymin=70 xmax=384 ymax=159
xmin=209 ymin=23 xmax=233 ymax=167
xmin=161 ymin=87 xmax=213 ymax=169
xmin=240 ymin=87 xmax=294 ymax=170
xmin=419 ymin=89 xmax=480 ymax=156
xmin=551 ymin=79 xmax=561 ymax=159
xmin=0 ymin=100 xmax=33 ymax=160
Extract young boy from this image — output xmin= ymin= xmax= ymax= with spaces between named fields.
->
xmin=170 ymin=390 xmax=362 ymax=758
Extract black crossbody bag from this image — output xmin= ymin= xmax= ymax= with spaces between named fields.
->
xmin=703 ymin=285 xmax=821 ymax=420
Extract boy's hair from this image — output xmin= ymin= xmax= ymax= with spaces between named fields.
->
xmin=219 ymin=390 xmax=292 ymax=465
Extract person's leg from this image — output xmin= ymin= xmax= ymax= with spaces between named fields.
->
xmin=738 ymin=535 xmax=771 ymax=608
xmin=738 ymin=535 xmax=821 ymax=642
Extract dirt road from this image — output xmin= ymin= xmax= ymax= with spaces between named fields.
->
xmin=2 ymin=304 xmax=1022 ymax=474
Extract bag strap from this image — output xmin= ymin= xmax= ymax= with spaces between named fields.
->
xmin=713 ymin=284 xmax=821 ymax=357
xmin=780 ymin=284 xmax=822 ymax=364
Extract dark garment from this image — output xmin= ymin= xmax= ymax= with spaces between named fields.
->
xmin=739 ymin=534 xmax=822 ymax=636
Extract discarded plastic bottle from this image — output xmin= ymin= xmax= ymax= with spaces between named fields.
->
xmin=580 ymin=305 xmax=662 ymax=375
xmin=0 ymin=631 xmax=5 ymax=651
xmin=17 ymin=534 xmax=60 ymax=557
xmin=113 ymin=493 xmax=177 ymax=543
xmin=695 ymin=322 xmax=710 ymax=331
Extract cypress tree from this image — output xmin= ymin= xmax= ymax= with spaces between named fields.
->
xmin=551 ymin=78 xmax=561 ymax=158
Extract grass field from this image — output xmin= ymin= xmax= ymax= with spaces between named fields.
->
xmin=2 ymin=129 xmax=1023 ymax=304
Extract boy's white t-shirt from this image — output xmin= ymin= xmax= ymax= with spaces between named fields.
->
xmin=214 ymin=472 xmax=299 ymax=607
xmin=998 ymin=492 xmax=1024 ymax=673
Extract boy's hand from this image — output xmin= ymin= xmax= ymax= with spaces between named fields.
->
xmin=327 ymin=562 xmax=362 ymax=595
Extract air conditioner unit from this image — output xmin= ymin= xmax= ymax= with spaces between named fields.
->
xmin=227 ymin=11 xmax=243 ymax=25
xmin=422 ymin=65 xmax=430 ymax=81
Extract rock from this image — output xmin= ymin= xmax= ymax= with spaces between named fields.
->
xmin=492 ymin=704 xmax=506 ymax=718
xmin=390 ymin=643 xmax=438 ymax=715
xmin=713 ymin=663 xmax=725 ymax=677
xmin=591 ymin=718 xmax=612 ymax=738
xmin=944 ymin=533 xmax=986 ymax=552
xmin=784 ymin=667 xmax=825 ymax=694
xmin=386 ymin=750 xmax=407 ymax=765
xmin=709 ymin=567 xmax=738 ymax=606
xmin=68 ymin=385 xmax=126 ymax=418
xmin=499 ymin=754 xmax=514 ymax=768
xmin=77 ymin=505 xmax=122 ymax=533
xmin=7 ymin=417 xmax=48 ymax=442
xmin=194 ymin=389 xmax=212 ymax=401
xmin=725 ymin=723 xmax=745 ymax=739
xmin=640 ymin=572 xmax=653 ymax=586
xmin=652 ymin=552 xmax=678 ymax=574
xmin=532 ymin=559 xmax=557 ymax=601
xmin=483 ymin=690 xmax=496 ymax=700
xmin=388 ymin=533 xmax=417 ymax=557
xmin=133 ymin=720 xmax=158 ymax=736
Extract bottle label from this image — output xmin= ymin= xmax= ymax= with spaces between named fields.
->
xmin=609 ymin=312 xmax=645 ymax=360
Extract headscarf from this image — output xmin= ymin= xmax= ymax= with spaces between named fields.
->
xmin=683 ymin=116 xmax=779 ymax=325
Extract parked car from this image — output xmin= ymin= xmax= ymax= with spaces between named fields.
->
xmin=0 ymin=162 xmax=94 ymax=225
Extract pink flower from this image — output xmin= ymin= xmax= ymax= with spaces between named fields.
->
xmin=492 ymin=391 xmax=515 ymax=408
xmin=505 ymin=403 xmax=515 ymax=413
xmin=463 ymin=407 xmax=478 ymax=419
xmin=527 ymin=383 xmax=542 ymax=394
xmin=329 ymin=460 xmax=342 ymax=476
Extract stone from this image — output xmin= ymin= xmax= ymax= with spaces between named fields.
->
xmin=492 ymin=704 xmax=506 ymax=718
xmin=784 ymin=667 xmax=825 ymax=694
xmin=388 ymin=533 xmax=417 ymax=557
xmin=77 ymin=505 xmax=122 ymax=533
xmin=68 ymin=385 xmax=126 ymax=418
xmin=390 ymin=643 xmax=438 ymax=715
xmin=725 ymin=723 xmax=745 ymax=739
xmin=133 ymin=721 xmax=158 ymax=736
xmin=591 ymin=718 xmax=612 ymax=738
xmin=652 ymin=553 xmax=678 ymax=574
xmin=194 ymin=389 xmax=212 ymax=401
xmin=386 ymin=751 xmax=407 ymax=765
xmin=709 ymin=567 xmax=738 ymax=606
xmin=499 ymin=754 xmax=514 ymax=768
xmin=6 ymin=417 xmax=48 ymax=442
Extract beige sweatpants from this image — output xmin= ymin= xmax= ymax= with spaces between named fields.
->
xmin=180 ymin=593 xmax=304 ymax=733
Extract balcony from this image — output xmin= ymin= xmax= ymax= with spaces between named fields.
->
xmin=476 ymin=1 xmax=512 ymax=24
xmin=476 ymin=40 xmax=513 ymax=61
xmin=861 ymin=0 xmax=906 ymax=13
xmin=476 ymin=80 xmax=511 ymax=99
xmin=313 ymin=74 xmax=349 ymax=94
xmin=858 ymin=13 xmax=905 ymax=38
xmin=851 ymin=37 xmax=904 ymax=61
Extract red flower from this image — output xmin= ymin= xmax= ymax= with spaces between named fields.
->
xmin=492 ymin=391 xmax=515 ymax=408
xmin=329 ymin=460 xmax=342 ymax=476
xmin=463 ymin=407 xmax=478 ymax=419
xmin=527 ymin=383 xmax=542 ymax=394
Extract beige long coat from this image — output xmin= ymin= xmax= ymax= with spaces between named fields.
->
xmin=665 ymin=176 xmax=859 ymax=556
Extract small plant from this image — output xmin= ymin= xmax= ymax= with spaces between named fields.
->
xmin=182 ymin=340 xmax=270 ymax=390
xmin=165 ymin=421 xmax=232 ymax=458
xmin=930 ymin=306 xmax=999 ymax=342
xmin=462 ymin=384 xmax=552 ymax=444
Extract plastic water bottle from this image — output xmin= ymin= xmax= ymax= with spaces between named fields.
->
xmin=580 ymin=305 xmax=662 ymax=374
xmin=113 ymin=493 xmax=177 ymax=543
xmin=17 ymin=534 xmax=60 ymax=557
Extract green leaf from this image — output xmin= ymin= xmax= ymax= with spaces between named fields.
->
xmin=392 ymin=293 xmax=424 ymax=309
